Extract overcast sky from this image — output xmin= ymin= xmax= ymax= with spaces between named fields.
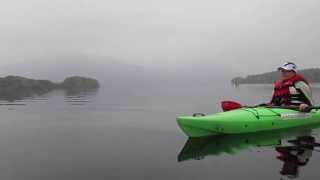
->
xmin=1 ymin=0 xmax=320 ymax=75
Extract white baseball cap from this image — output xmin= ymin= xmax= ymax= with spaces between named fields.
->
xmin=278 ymin=62 xmax=297 ymax=72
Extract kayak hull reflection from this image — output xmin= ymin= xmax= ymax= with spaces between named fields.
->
xmin=177 ymin=128 xmax=316 ymax=162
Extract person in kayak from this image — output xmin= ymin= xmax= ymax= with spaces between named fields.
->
xmin=270 ymin=62 xmax=314 ymax=111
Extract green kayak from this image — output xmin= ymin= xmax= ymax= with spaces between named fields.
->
xmin=177 ymin=107 xmax=320 ymax=137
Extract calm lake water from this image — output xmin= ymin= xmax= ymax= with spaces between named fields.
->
xmin=1 ymin=82 xmax=320 ymax=180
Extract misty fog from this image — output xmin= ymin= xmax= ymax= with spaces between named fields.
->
xmin=2 ymin=2 xmax=320 ymax=179
xmin=1 ymin=0 xmax=320 ymax=80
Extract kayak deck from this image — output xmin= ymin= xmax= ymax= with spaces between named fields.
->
xmin=177 ymin=107 xmax=320 ymax=137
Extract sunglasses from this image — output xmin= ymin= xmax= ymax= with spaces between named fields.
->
xmin=280 ymin=69 xmax=294 ymax=73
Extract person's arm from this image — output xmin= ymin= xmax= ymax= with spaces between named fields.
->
xmin=294 ymin=81 xmax=314 ymax=106
xmin=269 ymin=90 xmax=276 ymax=106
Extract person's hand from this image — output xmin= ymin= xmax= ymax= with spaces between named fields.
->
xmin=299 ymin=104 xmax=309 ymax=112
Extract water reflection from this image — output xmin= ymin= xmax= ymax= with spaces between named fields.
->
xmin=64 ymin=89 xmax=98 ymax=106
xmin=0 ymin=90 xmax=40 ymax=102
xmin=277 ymin=136 xmax=319 ymax=179
xmin=178 ymin=129 xmax=320 ymax=179
xmin=0 ymin=88 xmax=98 ymax=106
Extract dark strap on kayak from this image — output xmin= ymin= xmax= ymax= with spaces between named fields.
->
xmin=264 ymin=108 xmax=282 ymax=117
xmin=193 ymin=113 xmax=206 ymax=117
xmin=242 ymin=108 xmax=260 ymax=119
xmin=242 ymin=107 xmax=282 ymax=120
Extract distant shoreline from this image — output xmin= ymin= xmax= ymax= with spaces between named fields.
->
xmin=231 ymin=68 xmax=320 ymax=85
xmin=0 ymin=75 xmax=100 ymax=101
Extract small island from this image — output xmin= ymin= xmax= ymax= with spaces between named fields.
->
xmin=0 ymin=76 xmax=100 ymax=101
xmin=232 ymin=68 xmax=320 ymax=85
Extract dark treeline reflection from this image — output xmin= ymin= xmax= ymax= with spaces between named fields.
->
xmin=64 ymin=89 xmax=98 ymax=106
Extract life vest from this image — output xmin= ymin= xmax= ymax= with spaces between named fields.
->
xmin=271 ymin=74 xmax=311 ymax=106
